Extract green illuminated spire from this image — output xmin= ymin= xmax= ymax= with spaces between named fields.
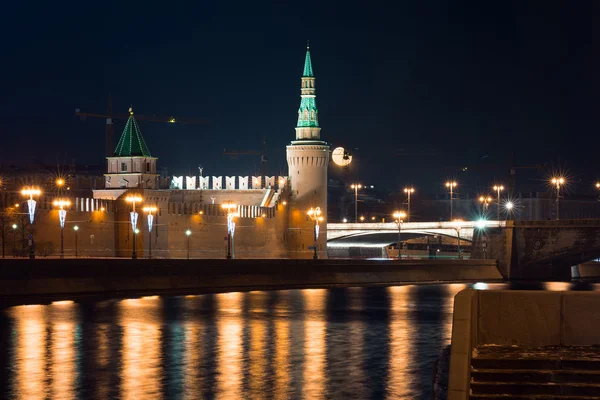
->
xmin=113 ymin=108 xmax=152 ymax=157
xmin=296 ymin=43 xmax=320 ymax=134
xmin=303 ymin=42 xmax=314 ymax=77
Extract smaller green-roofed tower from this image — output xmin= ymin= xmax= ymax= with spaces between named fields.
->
xmin=295 ymin=43 xmax=321 ymax=139
xmin=104 ymin=107 xmax=159 ymax=189
xmin=113 ymin=110 xmax=152 ymax=157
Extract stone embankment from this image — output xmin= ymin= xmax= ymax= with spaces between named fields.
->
xmin=0 ymin=258 xmax=502 ymax=303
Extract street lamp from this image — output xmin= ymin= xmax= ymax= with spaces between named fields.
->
xmin=475 ymin=219 xmax=487 ymax=260
xmin=12 ymin=224 xmax=17 ymax=257
xmin=453 ymin=219 xmax=463 ymax=259
xmin=307 ymin=207 xmax=324 ymax=259
xmin=56 ymin=178 xmax=65 ymax=189
xmin=350 ymin=184 xmax=362 ymax=223
xmin=393 ymin=211 xmax=406 ymax=260
xmin=404 ymin=187 xmax=415 ymax=222
xmin=505 ymin=201 xmax=514 ymax=220
xmin=53 ymin=199 xmax=71 ymax=259
xmin=185 ymin=229 xmax=192 ymax=260
xmin=73 ymin=225 xmax=79 ymax=257
xmin=22 ymin=187 xmax=41 ymax=259
xmin=142 ymin=206 xmax=157 ymax=259
xmin=125 ymin=195 xmax=143 ymax=259
xmin=479 ymin=196 xmax=492 ymax=214
xmin=492 ymin=185 xmax=504 ymax=221
xmin=551 ymin=177 xmax=565 ymax=220
xmin=222 ymin=202 xmax=238 ymax=259
xmin=445 ymin=181 xmax=457 ymax=220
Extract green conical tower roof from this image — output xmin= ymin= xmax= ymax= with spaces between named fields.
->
xmin=297 ymin=44 xmax=319 ymax=128
xmin=303 ymin=44 xmax=314 ymax=77
xmin=113 ymin=108 xmax=152 ymax=157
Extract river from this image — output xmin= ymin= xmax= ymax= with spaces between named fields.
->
xmin=1 ymin=281 xmax=598 ymax=399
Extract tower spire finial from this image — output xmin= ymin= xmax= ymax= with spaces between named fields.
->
xmin=307 ymin=40 xmax=310 ymax=50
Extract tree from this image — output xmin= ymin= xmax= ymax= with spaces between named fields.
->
xmin=0 ymin=207 xmax=16 ymax=258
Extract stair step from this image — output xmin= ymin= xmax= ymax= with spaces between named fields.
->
xmin=472 ymin=369 xmax=600 ymax=384
xmin=472 ymin=359 xmax=600 ymax=371
xmin=471 ymin=382 xmax=600 ymax=397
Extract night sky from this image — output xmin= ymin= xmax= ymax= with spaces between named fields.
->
xmin=1 ymin=1 xmax=598 ymax=195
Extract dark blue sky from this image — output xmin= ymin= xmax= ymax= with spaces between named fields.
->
xmin=1 ymin=1 xmax=598 ymax=194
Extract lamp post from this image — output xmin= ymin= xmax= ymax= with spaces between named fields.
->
xmin=479 ymin=196 xmax=492 ymax=214
xmin=12 ymin=224 xmax=17 ymax=257
xmin=53 ymin=199 xmax=71 ymax=259
xmin=222 ymin=202 xmax=238 ymax=259
xmin=492 ymin=185 xmax=504 ymax=222
xmin=350 ymin=184 xmax=362 ymax=223
xmin=551 ymin=177 xmax=565 ymax=220
xmin=22 ymin=187 xmax=41 ymax=259
xmin=445 ymin=182 xmax=457 ymax=220
xmin=307 ymin=207 xmax=324 ymax=259
xmin=505 ymin=201 xmax=514 ymax=220
xmin=143 ymin=206 xmax=157 ymax=259
xmin=185 ymin=229 xmax=192 ymax=259
xmin=453 ymin=220 xmax=463 ymax=259
xmin=404 ymin=188 xmax=415 ymax=222
xmin=125 ymin=195 xmax=143 ymax=259
xmin=73 ymin=225 xmax=79 ymax=257
xmin=393 ymin=211 xmax=407 ymax=260
xmin=596 ymin=182 xmax=600 ymax=200
xmin=475 ymin=219 xmax=487 ymax=260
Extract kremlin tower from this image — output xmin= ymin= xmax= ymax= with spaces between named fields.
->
xmin=286 ymin=44 xmax=330 ymax=258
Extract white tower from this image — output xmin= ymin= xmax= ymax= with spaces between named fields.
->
xmin=286 ymin=44 xmax=330 ymax=258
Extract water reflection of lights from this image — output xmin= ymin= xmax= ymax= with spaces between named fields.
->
xmin=119 ymin=296 xmax=162 ymax=400
xmin=249 ymin=293 xmax=268 ymax=398
xmin=95 ymin=323 xmax=111 ymax=399
xmin=302 ymin=288 xmax=326 ymax=399
xmin=183 ymin=320 xmax=205 ymax=397
xmin=11 ymin=305 xmax=47 ymax=399
xmin=51 ymin=300 xmax=74 ymax=306
xmin=544 ymin=282 xmax=571 ymax=291
xmin=347 ymin=288 xmax=367 ymax=398
xmin=50 ymin=302 xmax=76 ymax=399
xmin=274 ymin=291 xmax=291 ymax=398
xmin=386 ymin=286 xmax=416 ymax=398
xmin=216 ymin=292 xmax=243 ymax=399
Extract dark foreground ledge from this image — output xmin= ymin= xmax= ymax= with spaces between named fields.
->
xmin=0 ymin=258 xmax=502 ymax=304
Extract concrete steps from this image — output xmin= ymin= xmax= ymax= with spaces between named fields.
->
xmin=470 ymin=346 xmax=600 ymax=399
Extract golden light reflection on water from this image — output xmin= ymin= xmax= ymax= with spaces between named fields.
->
xmin=96 ymin=322 xmax=111 ymax=399
xmin=216 ymin=292 xmax=243 ymax=400
xmin=302 ymin=288 xmax=326 ymax=399
xmin=444 ymin=284 xmax=468 ymax=342
xmin=386 ymin=286 xmax=416 ymax=399
xmin=119 ymin=297 xmax=163 ymax=400
xmin=49 ymin=302 xmax=77 ymax=399
xmin=249 ymin=292 xmax=268 ymax=398
xmin=274 ymin=291 xmax=291 ymax=399
xmin=183 ymin=298 xmax=205 ymax=399
xmin=11 ymin=305 xmax=47 ymax=400
xmin=347 ymin=287 xmax=367 ymax=399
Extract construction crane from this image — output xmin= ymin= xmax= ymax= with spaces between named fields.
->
xmin=223 ymin=138 xmax=268 ymax=176
xmin=75 ymin=95 xmax=209 ymax=157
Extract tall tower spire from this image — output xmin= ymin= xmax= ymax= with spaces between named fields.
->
xmin=286 ymin=43 xmax=330 ymax=258
xmin=296 ymin=44 xmax=320 ymax=140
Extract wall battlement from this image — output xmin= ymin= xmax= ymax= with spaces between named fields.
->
xmin=170 ymin=176 xmax=288 ymax=190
